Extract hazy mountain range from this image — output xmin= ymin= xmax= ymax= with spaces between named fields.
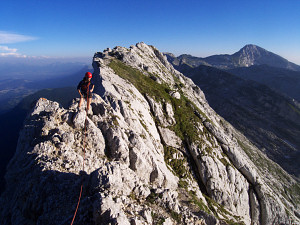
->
xmin=0 ymin=63 xmax=92 ymax=114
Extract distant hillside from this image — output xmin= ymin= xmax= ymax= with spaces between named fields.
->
xmin=165 ymin=44 xmax=300 ymax=71
xmin=228 ymin=64 xmax=300 ymax=102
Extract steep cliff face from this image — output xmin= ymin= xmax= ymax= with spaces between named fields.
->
xmin=0 ymin=43 xmax=299 ymax=225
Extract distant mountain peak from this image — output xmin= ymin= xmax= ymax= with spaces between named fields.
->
xmin=229 ymin=44 xmax=300 ymax=70
xmin=233 ymin=44 xmax=270 ymax=67
xmin=168 ymin=44 xmax=300 ymax=71
xmin=241 ymin=44 xmax=263 ymax=50
xmin=236 ymin=44 xmax=269 ymax=55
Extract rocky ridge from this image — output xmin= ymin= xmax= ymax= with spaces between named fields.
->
xmin=0 ymin=43 xmax=299 ymax=225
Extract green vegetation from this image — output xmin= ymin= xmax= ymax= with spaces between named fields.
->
xmin=146 ymin=189 xmax=162 ymax=204
xmin=178 ymin=179 xmax=188 ymax=188
xmin=111 ymin=114 xmax=119 ymax=127
xmin=109 ymin=59 xmax=208 ymax=144
xmin=139 ymin=119 xmax=148 ymax=132
xmin=109 ymin=59 xmax=171 ymax=102
xmin=171 ymin=94 xmax=203 ymax=142
xmin=128 ymin=191 xmax=137 ymax=201
xmin=237 ymin=139 xmax=291 ymax=181
xmin=188 ymin=190 xmax=245 ymax=224
xmin=285 ymin=183 xmax=300 ymax=205
xmin=203 ymin=195 xmax=245 ymax=225
xmin=109 ymin=58 xmax=217 ymax=164
xmin=219 ymin=155 xmax=233 ymax=168
xmin=109 ymin=58 xmax=244 ymax=224
xmin=170 ymin=210 xmax=182 ymax=223
xmin=146 ymin=189 xmax=182 ymax=223
xmin=164 ymin=146 xmax=190 ymax=179
xmin=151 ymin=212 xmax=165 ymax=225
xmin=188 ymin=190 xmax=210 ymax=214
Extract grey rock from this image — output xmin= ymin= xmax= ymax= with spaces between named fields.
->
xmin=158 ymin=126 xmax=182 ymax=149
xmin=170 ymin=91 xmax=181 ymax=99
xmin=0 ymin=43 xmax=299 ymax=225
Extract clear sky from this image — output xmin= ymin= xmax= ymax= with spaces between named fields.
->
xmin=1 ymin=0 xmax=300 ymax=64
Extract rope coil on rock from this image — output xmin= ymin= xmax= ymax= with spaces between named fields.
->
xmin=70 ymin=83 xmax=90 ymax=225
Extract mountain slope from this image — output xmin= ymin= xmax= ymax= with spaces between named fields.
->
xmin=173 ymin=63 xmax=300 ymax=179
xmin=228 ymin=64 xmax=300 ymax=102
xmin=0 ymin=43 xmax=299 ymax=225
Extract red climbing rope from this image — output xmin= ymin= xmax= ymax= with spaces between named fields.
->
xmin=70 ymin=83 xmax=90 ymax=225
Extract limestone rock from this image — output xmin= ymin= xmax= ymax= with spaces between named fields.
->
xmin=1 ymin=42 xmax=299 ymax=225
xmin=158 ymin=126 xmax=182 ymax=149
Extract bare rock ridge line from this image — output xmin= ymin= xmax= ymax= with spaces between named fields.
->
xmin=0 ymin=42 xmax=299 ymax=225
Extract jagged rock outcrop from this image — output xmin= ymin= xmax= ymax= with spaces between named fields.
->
xmin=0 ymin=42 xmax=299 ymax=225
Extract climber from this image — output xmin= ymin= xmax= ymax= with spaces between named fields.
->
xmin=77 ymin=72 xmax=95 ymax=111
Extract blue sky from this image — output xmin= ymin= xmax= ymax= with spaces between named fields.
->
xmin=1 ymin=0 xmax=300 ymax=64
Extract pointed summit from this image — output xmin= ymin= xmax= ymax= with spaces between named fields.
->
xmin=240 ymin=44 xmax=265 ymax=51
xmin=233 ymin=44 xmax=272 ymax=67
xmin=233 ymin=44 xmax=300 ymax=70
xmin=237 ymin=44 xmax=269 ymax=58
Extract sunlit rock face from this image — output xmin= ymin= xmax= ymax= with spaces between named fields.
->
xmin=0 ymin=43 xmax=299 ymax=225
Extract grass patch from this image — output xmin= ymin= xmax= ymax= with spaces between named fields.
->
xmin=111 ymin=114 xmax=119 ymax=126
xmin=109 ymin=59 xmax=208 ymax=144
xmin=139 ymin=119 xmax=148 ymax=132
xmin=170 ymin=94 xmax=203 ymax=143
xmin=128 ymin=191 xmax=137 ymax=201
xmin=188 ymin=191 xmax=245 ymax=225
xmin=147 ymin=189 xmax=182 ymax=223
xmin=164 ymin=146 xmax=190 ymax=179
xmin=109 ymin=59 xmax=171 ymax=103
xmin=178 ymin=179 xmax=188 ymax=188
xmin=237 ymin=139 xmax=292 ymax=182
xmin=286 ymin=183 xmax=300 ymax=205
xmin=170 ymin=210 xmax=182 ymax=223
xmin=188 ymin=190 xmax=210 ymax=214
xmin=146 ymin=189 xmax=162 ymax=204
xmin=151 ymin=212 xmax=165 ymax=225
